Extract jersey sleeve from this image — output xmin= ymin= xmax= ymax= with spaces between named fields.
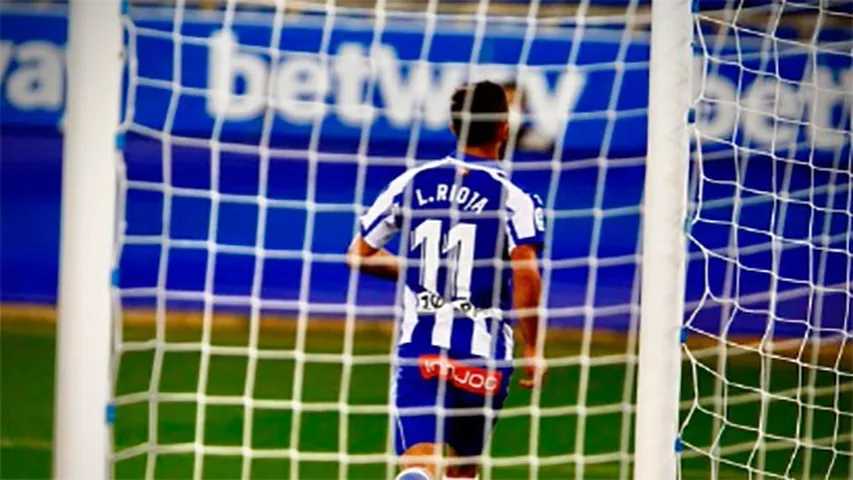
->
xmin=505 ymin=190 xmax=546 ymax=253
xmin=359 ymin=180 xmax=404 ymax=249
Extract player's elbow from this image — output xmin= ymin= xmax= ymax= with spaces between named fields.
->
xmin=510 ymin=244 xmax=541 ymax=278
xmin=514 ymin=268 xmax=542 ymax=299
xmin=516 ymin=267 xmax=541 ymax=287
xmin=346 ymin=236 xmax=375 ymax=270
xmin=346 ymin=242 xmax=362 ymax=270
xmin=511 ymin=245 xmax=542 ymax=308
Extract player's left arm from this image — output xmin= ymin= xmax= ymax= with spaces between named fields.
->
xmin=511 ymin=243 xmax=545 ymax=389
xmin=507 ymin=191 xmax=548 ymax=389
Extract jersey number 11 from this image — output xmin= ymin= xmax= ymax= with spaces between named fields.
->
xmin=411 ymin=219 xmax=476 ymax=301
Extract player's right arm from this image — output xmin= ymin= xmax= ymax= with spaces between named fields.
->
xmin=346 ymin=173 xmax=411 ymax=281
xmin=347 ymin=236 xmax=399 ymax=280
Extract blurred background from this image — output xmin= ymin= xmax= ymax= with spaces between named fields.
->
xmin=2 ymin=0 xmax=849 ymax=332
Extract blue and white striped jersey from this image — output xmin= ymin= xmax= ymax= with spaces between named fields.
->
xmin=360 ymin=153 xmax=545 ymax=360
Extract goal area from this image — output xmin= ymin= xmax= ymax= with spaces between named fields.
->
xmin=53 ymin=0 xmax=851 ymax=479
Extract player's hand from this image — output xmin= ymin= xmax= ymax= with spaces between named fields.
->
xmin=519 ymin=345 xmax=547 ymax=389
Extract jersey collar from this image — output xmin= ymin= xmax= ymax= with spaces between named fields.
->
xmin=449 ymin=151 xmax=507 ymax=172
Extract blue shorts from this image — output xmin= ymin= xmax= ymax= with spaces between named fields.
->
xmin=392 ymin=349 xmax=512 ymax=457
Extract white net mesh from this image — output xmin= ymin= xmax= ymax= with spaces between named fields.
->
xmin=112 ymin=1 xmax=650 ymax=478
xmin=681 ymin=0 xmax=852 ymax=478
xmin=109 ymin=0 xmax=851 ymax=479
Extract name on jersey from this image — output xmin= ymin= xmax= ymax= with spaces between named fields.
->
xmin=415 ymin=184 xmax=489 ymax=214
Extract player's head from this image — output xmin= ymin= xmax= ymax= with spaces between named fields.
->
xmin=450 ymin=81 xmax=509 ymax=150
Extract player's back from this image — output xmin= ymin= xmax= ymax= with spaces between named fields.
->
xmin=401 ymin=158 xmax=509 ymax=311
xmin=360 ymin=153 xmax=544 ymax=360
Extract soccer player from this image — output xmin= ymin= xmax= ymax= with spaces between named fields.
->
xmin=347 ymin=81 xmax=546 ymax=480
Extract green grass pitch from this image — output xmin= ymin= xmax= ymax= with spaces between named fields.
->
xmin=1 ymin=312 xmax=849 ymax=479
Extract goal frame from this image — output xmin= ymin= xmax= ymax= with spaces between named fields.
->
xmin=53 ymin=0 xmax=695 ymax=478
xmin=54 ymin=0 xmax=122 ymax=478
xmin=634 ymin=0 xmax=693 ymax=479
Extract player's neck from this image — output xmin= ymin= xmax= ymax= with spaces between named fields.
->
xmin=462 ymin=144 xmax=501 ymax=161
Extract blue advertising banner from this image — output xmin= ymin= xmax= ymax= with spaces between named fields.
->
xmin=2 ymin=8 xmax=849 ymax=157
xmin=1 ymin=7 xmax=850 ymax=335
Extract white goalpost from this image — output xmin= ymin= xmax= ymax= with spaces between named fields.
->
xmin=54 ymin=0 xmax=850 ymax=479
xmin=54 ymin=0 xmax=122 ymax=478
xmin=634 ymin=0 xmax=692 ymax=479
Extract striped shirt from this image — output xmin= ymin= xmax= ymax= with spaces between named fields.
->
xmin=360 ymin=153 xmax=545 ymax=360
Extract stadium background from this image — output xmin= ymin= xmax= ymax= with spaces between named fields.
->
xmin=0 ymin=0 xmax=850 ymax=478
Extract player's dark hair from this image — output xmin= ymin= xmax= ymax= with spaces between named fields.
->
xmin=450 ymin=81 xmax=508 ymax=147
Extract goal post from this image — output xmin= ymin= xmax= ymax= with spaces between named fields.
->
xmin=54 ymin=0 xmax=123 ymax=478
xmin=635 ymin=0 xmax=693 ymax=479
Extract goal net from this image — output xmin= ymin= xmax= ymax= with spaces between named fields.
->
xmin=107 ymin=0 xmax=851 ymax=479
xmin=680 ymin=0 xmax=852 ymax=478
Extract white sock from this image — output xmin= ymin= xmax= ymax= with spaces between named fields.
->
xmin=395 ymin=467 xmax=432 ymax=480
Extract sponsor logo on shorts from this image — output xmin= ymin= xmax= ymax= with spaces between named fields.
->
xmin=418 ymin=355 xmax=503 ymax=396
